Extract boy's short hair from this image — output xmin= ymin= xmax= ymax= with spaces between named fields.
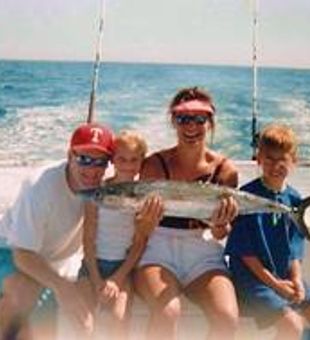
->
xmin=258 ymin=124 xmax=298 ymax=160
xmin=115 ymin=130 xmax=148 ymax=157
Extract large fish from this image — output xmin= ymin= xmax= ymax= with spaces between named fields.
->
xmin=78 ymin=180 xmax=310 ymax=239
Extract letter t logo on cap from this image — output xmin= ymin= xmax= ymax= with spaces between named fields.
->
xmin=90 ymin=127 xmax=103 ymax=143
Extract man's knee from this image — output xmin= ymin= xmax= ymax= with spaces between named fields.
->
xmin=1 ymin=273 xmax=41 ymax=314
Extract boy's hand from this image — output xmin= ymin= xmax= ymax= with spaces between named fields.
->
xmin=135 ymin=194 xmax=164 ymax=239
xmin=274 ymin=279 xmax=297 ymax=301
xmin=291 ymin=278 xmax=305 ymax=304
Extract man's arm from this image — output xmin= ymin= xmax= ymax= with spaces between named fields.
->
xmin=14 ymin=248 xmax=94 ymax=333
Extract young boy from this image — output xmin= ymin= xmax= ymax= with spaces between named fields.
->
xmin=79 ymin=130 xmax=163 ymax=340
xmin=226 ymin=124 xmax=310 ymax=340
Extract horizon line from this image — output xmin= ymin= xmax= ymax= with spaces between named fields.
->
xmin=1 ymin=57 xmax=310 ymax=71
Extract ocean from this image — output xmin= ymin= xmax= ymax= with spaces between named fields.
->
xmin=1 ymin=60 xmax=310 ymax=165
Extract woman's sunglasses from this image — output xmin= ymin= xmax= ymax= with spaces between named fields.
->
xmin=174 ymin=114 xmax=210 ymax=126
xmin=74 ymin=154 xmax=110 ymax=167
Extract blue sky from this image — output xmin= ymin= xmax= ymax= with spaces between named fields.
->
xmin=1 ymin=0 xmax=309 ymax=68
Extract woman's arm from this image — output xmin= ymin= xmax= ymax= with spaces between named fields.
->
xmin=14 ymin=248 xmax=93 ymax=331
xmin=209 ymin=159 xmax=239 ymax=239
xmin=217 ymin=159 xmax=239 ymax=188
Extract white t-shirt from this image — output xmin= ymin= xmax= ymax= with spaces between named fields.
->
xmin=96 ymin=206 xmax=135 ymax=261
xmin=7 ymin=161 xmax=84 ymax=276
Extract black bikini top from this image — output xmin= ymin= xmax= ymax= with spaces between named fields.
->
xmin=154 ymin=152 xmax=226 ymax=229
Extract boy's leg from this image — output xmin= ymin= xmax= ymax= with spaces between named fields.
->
xmin=242 ymin=285 xmax=304 ymax=340
xmin=273 ymin=308 xmax=303 ymax=340
xmin=301 ymin=304 xmax=310 ymax=340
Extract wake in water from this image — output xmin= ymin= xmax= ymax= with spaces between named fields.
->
xmin=1 ymin=61 xmax=310 ymax=164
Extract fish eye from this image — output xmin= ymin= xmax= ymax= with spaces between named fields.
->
xmin=94 ymin=189 xmax=103 ymax=201
xmin=106 ymin=186 xmax=116 ymax=195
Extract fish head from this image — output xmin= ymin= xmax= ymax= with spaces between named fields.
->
xmin=78 ymin=181 xmax=137 ymax=206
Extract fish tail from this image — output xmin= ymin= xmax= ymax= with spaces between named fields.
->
xmin=291 ymin=196 xmax=310 ymax=240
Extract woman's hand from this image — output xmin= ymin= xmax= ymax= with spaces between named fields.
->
xmin=134 ymin=194 xmax=164 ymax=240
xmin=210 ymin=195 xmax=238 ymax=227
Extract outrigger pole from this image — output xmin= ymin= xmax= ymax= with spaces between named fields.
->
xmin=87 ymin=0 xmax=105 ymax=123
xmin=251 ymin=0 xmax=259 ymax=160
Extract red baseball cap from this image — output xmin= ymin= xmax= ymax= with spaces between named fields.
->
xmin=70 ymin=123 xmax=115 ymax=155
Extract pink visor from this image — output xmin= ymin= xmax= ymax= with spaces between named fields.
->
xmin=172 ymin=100 xmax=214 ymax=115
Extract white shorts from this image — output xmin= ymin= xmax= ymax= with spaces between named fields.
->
xmin=138 ymin=226 xmax=228 ymax=287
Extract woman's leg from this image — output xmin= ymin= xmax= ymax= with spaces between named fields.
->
xmin=185 ymin=270 xmax=239 ymax=340
xmin=134 ymin=265 xmax=182 ymax=340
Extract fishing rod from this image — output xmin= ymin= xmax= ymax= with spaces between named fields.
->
xmin=87 ymin=0 xmax=105 ymax=123
xmin=251 ymin=0 xmax=259 ymax=160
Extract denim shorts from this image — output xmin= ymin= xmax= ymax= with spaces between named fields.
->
xmin=79 ymin=259 xmax=124 ymax=279
xmin=237 ymin=283 xmax=310 ymax=328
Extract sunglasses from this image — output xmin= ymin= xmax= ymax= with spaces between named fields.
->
xmin=74 ymin=154 xmax=110 ymax=168
xmin=174 ymin=114 xmax=210 ymax=126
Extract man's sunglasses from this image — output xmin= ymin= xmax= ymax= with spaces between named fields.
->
xmin=174 ymin=114 xmax=210 ymax=126
xmin=74 ymin=154 xmax=110 ymax=167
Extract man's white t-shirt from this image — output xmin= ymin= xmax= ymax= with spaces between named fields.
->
xmin=7 ymin=161 xmax=84 ymax=277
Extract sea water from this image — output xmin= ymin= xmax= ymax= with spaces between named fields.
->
xmin=1 ymin=60 xmax=310 ymax=165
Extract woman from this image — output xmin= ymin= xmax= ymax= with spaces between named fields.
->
xmin=134 ymin=87 xmax=239 ymax=340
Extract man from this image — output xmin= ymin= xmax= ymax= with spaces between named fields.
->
xmin=0 ymin=123 xmax=115 ymax=339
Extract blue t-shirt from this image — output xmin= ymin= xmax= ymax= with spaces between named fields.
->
xmin=225 ymin=178 xmax=304 ymax=290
